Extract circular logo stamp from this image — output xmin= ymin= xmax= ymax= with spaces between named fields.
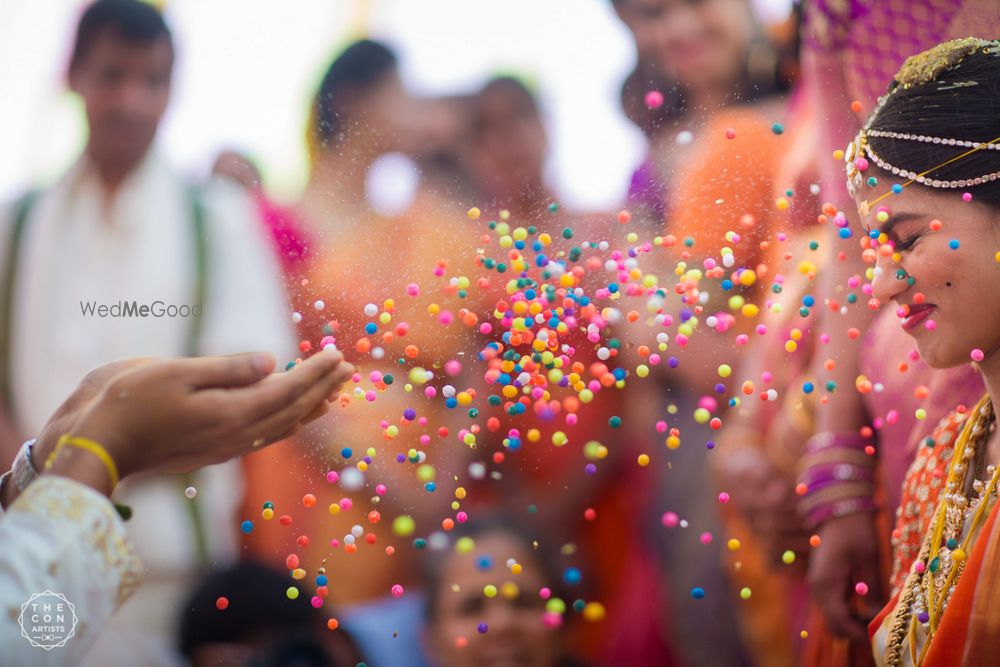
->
xmin=18 ymin=590 xmax=77 ymax=650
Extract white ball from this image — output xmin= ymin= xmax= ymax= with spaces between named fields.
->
xmin=339 ymin=466 xmax=365 ymax=491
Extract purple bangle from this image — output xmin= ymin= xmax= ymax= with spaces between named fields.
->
xmin=806 ymin=497 xmax=878 ymax=528
xmin=800 ymin=462 xmax=875 ymax=489
xmin=805 ymin=432 xmax=870 ymax=455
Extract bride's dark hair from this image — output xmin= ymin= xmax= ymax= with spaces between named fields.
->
xmin=866 ymin=40 xmax=1000 ymax=205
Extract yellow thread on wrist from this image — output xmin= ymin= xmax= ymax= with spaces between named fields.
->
xmin=45 ymin=435 xmax=120 ymax=489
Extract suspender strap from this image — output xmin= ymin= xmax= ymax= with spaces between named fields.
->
xmin=182 ymin=185 xmax=211 ymax=566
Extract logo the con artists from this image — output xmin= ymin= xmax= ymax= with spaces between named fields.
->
xmin=18 ymin=591 xmax=77 ymax=650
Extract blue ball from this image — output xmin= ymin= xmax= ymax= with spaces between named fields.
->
xmin=240 ymin=520 xmax=254 ymax=534
xmin=691 ymin=587 xmax=705 ymax=599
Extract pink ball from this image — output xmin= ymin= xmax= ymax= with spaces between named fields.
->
xmin=662 ymin=512 xmax=680 ymax=528
xmin=644 ymin=90 xmax=664 ymax=109
xmin=718 ymin=492 xmax=730 ymax=504
xmin=855 ymin=582 xmax=869 ymax=596
xmin=971 ymin=348 xmax=985 ymax=362
xmin=391 ymin=584 xmax=405 ymax=598
xmin=700 ymin=532 xmax=713 ymax=544
xmin=725 ymin=128 xmax=736 ymax=140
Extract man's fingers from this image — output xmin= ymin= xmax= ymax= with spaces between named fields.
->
xmin=183 ymin=352 xmax=276 ymax=389
xmin=226 ymin=350 xmax=342 ymax=421
xmin=243 ymin=366 xmax=346 ymax=445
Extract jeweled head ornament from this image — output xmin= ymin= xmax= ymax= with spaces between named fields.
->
xmin=844 ymin=38 xmax=1000 ymax=215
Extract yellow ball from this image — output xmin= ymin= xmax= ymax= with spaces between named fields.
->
xmin=782 ymin=550 xmax=796 ymax=565
xmin=484 ymin=584 xmax=498 ymax=598
xmin=583 ymin=602 xmax=607 ymax=622
xmin=727 ymin=539 xmax=741 ymax=551
xmin=637 ymin=454 xmax=650 ymax=467
xmin=740 ymin=587 xmax=752 ymax=600
xmin=467 ymin=207 xmax=481 ymax=220
xmin=717 ymin=364 xmax=732 ymax=378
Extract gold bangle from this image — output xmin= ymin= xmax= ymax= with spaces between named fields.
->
xmin=45 ymin=435 xmax=120 ymax=489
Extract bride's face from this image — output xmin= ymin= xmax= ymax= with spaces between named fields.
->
xmin=857 ymin=179 xmax=1000 ymax=370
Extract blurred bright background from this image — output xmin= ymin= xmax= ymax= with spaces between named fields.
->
xmin=0 ymin=0 xmax=791 ymax=210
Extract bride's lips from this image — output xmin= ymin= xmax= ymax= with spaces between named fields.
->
xmin=900 ymin=303 xmax=936 ymax=332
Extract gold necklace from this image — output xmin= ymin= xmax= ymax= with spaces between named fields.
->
xmin=884 ymin=396 xmax=997 ymax=666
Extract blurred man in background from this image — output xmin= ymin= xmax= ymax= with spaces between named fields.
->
xmin=0 ymin=1 xmax=295 ymax=665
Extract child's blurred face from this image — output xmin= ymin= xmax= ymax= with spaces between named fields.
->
xmin=616 ymin=0 xmax=754 ymax=96
xmin=429 ymin=532 xmax=561 ymax=667
xmin=69 ymin=31 xmax=172 ymax=172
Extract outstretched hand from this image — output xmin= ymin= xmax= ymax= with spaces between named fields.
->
xmin=40 ymin=350 xmax=353 ymax=495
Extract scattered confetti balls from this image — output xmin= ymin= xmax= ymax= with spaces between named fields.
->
xmin=782 ymin=550 xmax=796 ymax=565
xmin=637 ymin=454 xmax=650 ymax=467
xmin=949 ymin=239 xmax=960 ymax=250
xmin=771 ymin=122 xmax=784 ymax=135
xmin=215 ymin=597 xmax=229 ymax=610
xmin=240 ymin=520 xmax=253 ymax=534
xmin=184 ymin=486 xmax=197 ymax=499
xmin=391 ymin=584 xmax=405 ymax=598
xmin=467 ymin=207 xmax=481 ymax=220
xmin=691 ymin=587 xmax=706 ymax=599
xmin=477 ymin=622 xmax=489 ymax=634
xmin=644 ymin=90 xmax=664 ymax=109
xmin=740 ymin=587 xmax=752 ymax=600
xmin=855 ymin=582 xmax=869 ymax=596
xmin=725 ymin=128 xmax=736 ymax=140
xmin=286 ymin=587 xmax=299 ymax=600
xmin=327 ymin=618 xmax=340 ymax=631
xmin=971 ymin=348 xmax=985 ymax=362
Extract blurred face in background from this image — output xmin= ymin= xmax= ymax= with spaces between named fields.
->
xmin=614 ymin=0 xmax=755 ymax=95
xmin=429 ymin=531 xmax=562 ymax=667
xmin=69 ymin=30 xmax=172 ymax=175
xmin=342 ymin=68 xmax=413 ymax=153
xmin=468 ymin=82 xmax=547 ymax=204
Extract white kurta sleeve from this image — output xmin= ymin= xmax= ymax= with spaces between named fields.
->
xmin=0 ymin=476 xmax=142 ymax=666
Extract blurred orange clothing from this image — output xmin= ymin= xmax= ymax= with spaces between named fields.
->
xmin=242 ymin=191 xmax=489 ymax=605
